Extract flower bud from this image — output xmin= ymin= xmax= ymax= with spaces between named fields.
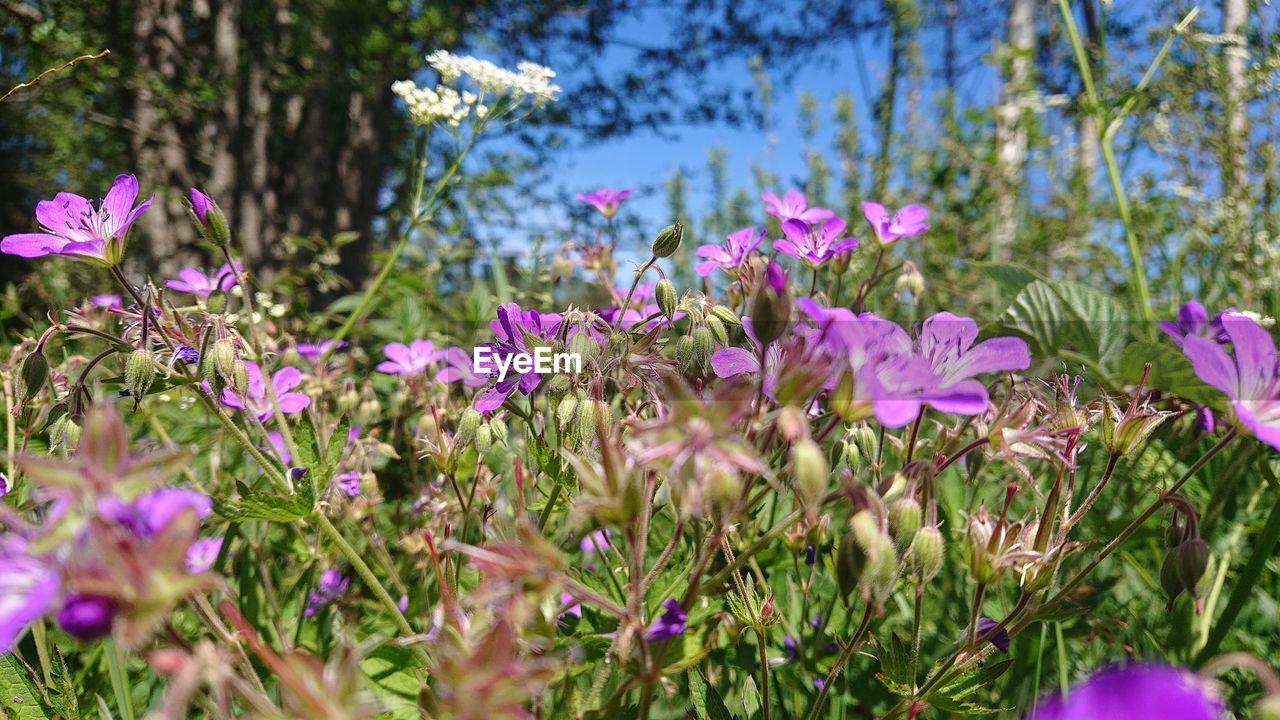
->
xmin=188 ymin=188 xmax=231 ymax=247
xmin=457 ymin=408 xmax=482 ymax=446
xmin=835 ymin=530 xmax=866 ymax=602
xmin=125 ymin=349 xmax=157 ymax=402
xmin=568 ymin=332 xmax=600 ymax=364
xmin=894 ymin=261 xmax=924 ymax=298
xmin=474 ymin=423 xmax=494 ymax=454
xmin=692 ymin=325 xmax=715 ymax=368
xmin=576 ymin=396 xmax=600 ymax=445
xmin=1101 ymin=397 xmax=1172 ymax=456
xmin=711 ymin=305 xmax=741 ymax=327
xmin=888 ymin=497 xmax=922 ymax=552
xmin=963 ymin=509 xmax=1003 ymax=585
xmin=207 ymin=339 xmax=243 ymax=393
xmin=749 ymin=262 xmax=791 ymax=348
xmin=707 ymin=466 xmax=741 ymax=515
xmin=675 ymin=335 xmax=697 ymax=372
xmin=50 ymin=415 xmax=80 ymax=452
xmin=651 ymin=222 xmax=683 ymax=258
xmin=1160 ymin=552 xmax=1184 ymax=607
xmin=790 ymin=440 xmax=829 ymax=515
xmin=57 ymin=594 xmax=116 ymax=640
xmin=1176 ymin=538 xmax=1210 ymax=598
xmin=655 ymin=279 xmax=678 ymax=321
xmin=863 ymin=537 xmax=899 ymax=608
xmin=557 ymin=393 xmax=580 ymax=430
xmin=17 ymin=348 xmax=49 ymax=409
xmin=910 ymin=526 xmax=944 ymax=583
xmin=489 ymin=418 xmax=509 ymax=446
xmin=706 ymin=315 xmax=729 ymax=346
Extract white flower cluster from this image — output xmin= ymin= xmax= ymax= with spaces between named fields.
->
xmin=391 ymin=80 xmax=470 ymax=127
xmin=425 ymin=50 xmax=560 ymax=104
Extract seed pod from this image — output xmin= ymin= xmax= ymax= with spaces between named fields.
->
xmin=576 ymin=396 xmax=599 ymax=445
xmin=229 ymin=361 xmax=249 ymax=396
xmin=568 ymin=332 xmax=600 ymax=364
xmin=16 ymin=348 xmax=49 ymax=408
xmin=489 ymin=418 xmax=509 ymax=446
xmin=557 ymin=393 xmax=580 ymax=430
xmin=1160 ymin=552 xmax=1183 ymax=607
xmin=125 ymin=349 xmax=157 ymax=403
xmin=474 ymin=423 xmax=493 ymax=454
xmin=675 ymin=335 xmax=697 ymax=371
xmin=910 ymin=526 xmax=944 ymax=583
xmin=655 ymin=279 xmax=678 ymax=320
xmin=692 ymin=326 xmax=715 ymax=369
xmin=547 ymin=373 xmax=572 ymax=393
xmin=791 ymin=440 xmax=829 ymax=513
xmin=888 ymin=497 xmax=923 ymax=552
xmin=835 ymin=530 xmax=866 ymax=602
xmin=1176 ymin=538 xmax=1210 ymax=596
xmin=706 ymin=315 xmax=728 ymax=346
xmin=862 ymin=537 xmax=899 ymax=608
xmin=457 ymin=408 xmax=482 ymax=446
xmin=711 ymin=305 xmax=741 ymax=327
xmin=651 ymin=222 xmax=683 ymax=258
xmin=1164 ymin=520 xmax=1183 ymax=548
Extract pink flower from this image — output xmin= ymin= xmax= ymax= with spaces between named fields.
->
xmin=861 ymin=201 xmax=929 ymax=245
xmin=774 ymin=218 xmax=859 ymax=266
xmin=1182 ymin=312 xmax=1280 ymax=450
xmin=437 ymin=347 xmax=488 ymax=387
xmin=575 ymin=188 xmax=633 ymax=218
xmin=220 ymin=362 xmax=311 ymax=422
xmin=166 ymin=262 xmax=242 ymax=297
xmin=694 ymin=227 xmax=766 ymax=277
xmin=761 ymin=189 xmax=834 ymax=224
xmin=2 ymin=174 xmax=154 ymax=266
xmin=376 ymin=339 xmax=445 ymax=376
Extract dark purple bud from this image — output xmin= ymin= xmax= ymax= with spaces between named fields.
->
xmin=57 ymin=594 xmax=116 ymax=640
xmin=644 ymin=599 xmax=688 ymax=642
xmin=175 ymin=344 xmax=200 ymax=365
xmin=189 ymin=188 xmax=214 ymax=222
xmin=1196 ymin=406 xmax=1215 ymax=434
xmin=976 ymin=617 xmax=1010 ymax=652
xmin=765 ymin=260 xmax=787 ymax=294
xmin=805 ymin=544 xmax=816 ymax=566
xmin=784 ymin=634 xmax=798 ymax=659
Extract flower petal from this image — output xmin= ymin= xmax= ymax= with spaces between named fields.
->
xmin=1 ymin=232 xmax=65 ymax=257
xmin=100 ymin=174 xmax=140 ymax=239
xmin=710 ymin=347 xmax=761 ymax=378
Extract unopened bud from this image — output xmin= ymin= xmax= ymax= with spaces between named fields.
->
xmin=189 ymin=188 xmax=231 ymax=247
xmin=557 ymin=393 xmax=579 ymax=430
xmin=1176 ymin=538 xmax=1210 ymax=597
xmin=651 ymin=222 xmax=683 ymax=258
xmin=17 ymin=348 xmax=49 ymax=408
xmin=568 ymin=332 xmax=600 ymax=364
xmin=692 ymin=326 xmax=715 ymax=368
xmin=576 ymin=396 xmax=599 ymax=444
xmin=835 ymin=530 xmax=866 ymax=602
xmin=862 ymin=538 xmax=899 ymax=608
xmin=489 ymin=418 xmax=508 ymax=446
xmin=1160 ymin=552 xmax=1184 ymax=607
xmin=675 ymin=335 xmax=697 ymax=371
xmin=791 ymin=440 xmax=829 ymax=514
xmin=910 ymin=526 xmax=944 ymax=583
xmin=125 ymin=349 xmax=157 ymax=403
xmin=457 ymin=408 xmax=482 ymax=446
xmin=711 ymin=305 xmax=741 ymax=327
xmin=655 ymin=279 xmax=677 ymax=320
xmin=705 ymin=315 xmax=728 ymax=346
xmin=888 ymin=497 xmax=923 ymax=552
xmin=474 ymin=423 xmax=493 ymax=454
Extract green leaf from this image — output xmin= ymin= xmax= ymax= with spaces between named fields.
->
xmin=213 ymin=490 xmax=309 ymax=522
xmin=937 ymin=658 xmax=1014 ymax=701
xmin=973 ymin=261 xmax=1045 ymax=298
xmin=998 ymin=279 xmax=1130 ymax=372
xmin=293 ymin=416 xmax=322 ymax=473
xmin=321 ymin=416 xmax=352 ymax=488
xmin=361 ymin=644 xmax=421 ymax=718
xmin=1 ymin=655 xmax=53 ymax=720
xmin=688 ymin=669 xmax=735 ymax=720
xmin=874 ymin=633 xmax=915 ymax=689
xmin=1118 ymin=340 xmax=1222 ymax=407
xmin=927 ymin=693 xmax=1008 ymax=715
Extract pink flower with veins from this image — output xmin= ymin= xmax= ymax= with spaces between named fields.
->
xmin=376 ymin=339 xmax=444 ymax=376
xmin=220 ymin=362 xmax=310 ymax=422
xmin=1 ymin=174 xmax=154 ymax=266
xmin=575 ymin=187 xmax=633 ymax=218
xmin=761 ymin=189 xmax=834 ymax=224
xmin=861 ymin=201 xmax=929 ymax=245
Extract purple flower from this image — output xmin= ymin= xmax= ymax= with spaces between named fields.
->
xmin=56 ymin=594 xmax=117 ymax=640
xmin=916 ymin=312 xmax=1030 ymax=414
xmin=1181 ymin=313 xmax=1280 ymax=450
xmin=165 ymin=262 xmax=242 ymax=297
xmin=558 ymin=592 xmax=583 ymax=619
xmin=644 ymin=599 xmax=687 ymax=642
xmin=473 ymin=303 xmax=563 ymax=413
xmin=334 ymin=471 xmax=360 ymax=498
xmin=90 ymin=294 xmax=122 ymax=310
xmin=1158 ymin=301 xmax=1235 ymax=347
xmin=97 ymin=487 xmax=212 ymax=538
xmin=710 ymin=316 xmax=782 ymax=396
xmin=185 ymin=537 xmax=224 ymax=573
xmin=861 ymin=201 xmax=929 ymax=245
xmin=0 ymin=472 xmax=8 ymax=497
xmin=376 ymin=339 xmax=444 ymax=376
xmin=761 ymin=189 xmax=835 ymax=224
xmin=1029 ymin=663 xmax=1222 ymax=720
xmin=437 ymin=346 xmax=488 ymax=387
xmin=0 ymin=538 xmax=61 ymax=651
xmin=266 ymin=431 xmax=292 ymax=465
xmin=575 ymin=188 xmax=633 ymax=218
xmin=189 ymin=188 xmax=215 ymax=222
xmin=774 ymin=218 xmax=859 ymax=266
xmin=2 ymin=174 xmax=154 ymax=266
xmin=295 ymin=339 xmax=347 ymax=361
xmin=220 ymin=362 xmax=311 ymax=422
xmin=579 ymin=529 xmax=611 ymax=553
xmin=975 ymin=617 xmax=1010 ymax=652
xmin=304 ymin=569 xmax=350 ymax=618
xmin=694 ymin=227 xmax=766 ymax=277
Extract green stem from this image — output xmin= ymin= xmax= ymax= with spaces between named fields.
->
xmin=105 ymin=640 xmax=135 ymax=720
xmin=806 ymin=605 xmax=874 ymax=720
xmin=330 ymin=126 xmax=477 ymax=349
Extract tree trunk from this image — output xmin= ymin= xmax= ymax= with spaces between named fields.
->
xmin=993 ymin=0 xmax=1034 ymax=263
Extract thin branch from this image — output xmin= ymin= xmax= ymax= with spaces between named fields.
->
xmin=0 ymin=49 xmax=111 ymax=104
